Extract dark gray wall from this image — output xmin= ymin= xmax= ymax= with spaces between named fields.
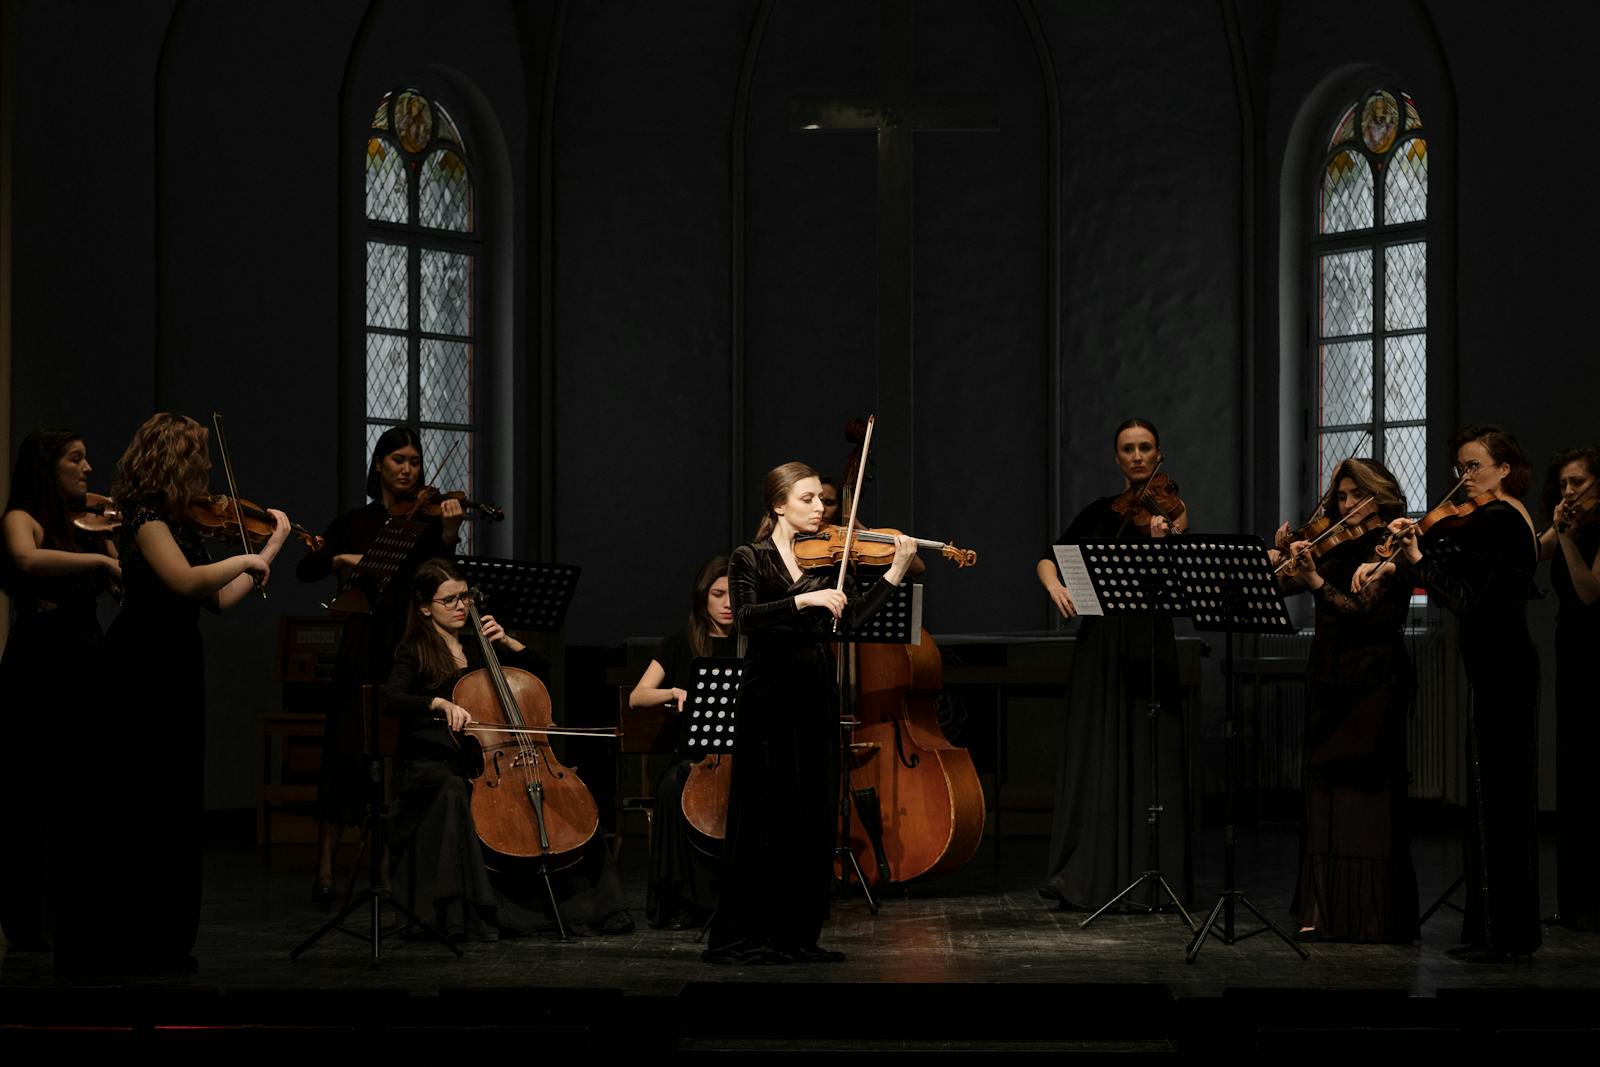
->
xmin=5 ymin=0 xmax=1597 ymax=809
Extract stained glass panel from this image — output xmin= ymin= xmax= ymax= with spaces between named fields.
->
xmin=420 ymin=150 xmax=472 ymax=232
xmin=434 ymin=103 xmax=463 ymax=147
xmin=1385 ymin=334 xmax=1427 ymax=422
xmin=365 ymin=332 xmax=409 ymax=421
xmin=1361 ymin=91 xmax=1399 ymax=154
xmin=1385 ymin=242 xmax=1427 ymax=330
xmin=1321 ymin=150 xmax=1373 ymax=234
xmin=1385 ymin=138 xmax=1428 ymax=225
xmin=421 ymin=250 xmax=473 ymax=337
xmin=1320 ymin=341 xmax=1373 ymax=426
xmin=1403 ymin=93 xmax=1422 ymax=130
xmin=421 ymin=340 xmax=472 ymax=424
xmin=1330 ymin=104 xmax=1357 ymax=149
xmin=365 ymin=138 xmax=407 ymax=223
xmin=1318 ymin=429 xmax=1369 ymax=499
xmin=372 ymin=95 xmax=390 ymax=131
xmin=1385 ymin=425 xmax=1428 ymax=515
xmin=365 ymin=241 xmax=408 ymax=330
xmin=1319 ymin=250 xmax=1373 ymax=338
xmin=395 ymin=90 xmax=433 ymax=154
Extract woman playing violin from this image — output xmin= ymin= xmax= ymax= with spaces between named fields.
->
xmin=628 ymin=555 xmax=734 ymax=929
xmin=1270 ymin=458 xmax=1418 ymax=943
xmin=0 ymin=429 xmax=121 ymax=952
xmin=1035 ymin=418 xmax=1191 ymax=912
xmin=703 ymin=463 xmax=915 ymax=964
xmin=55 ymin=413 xmax=291 ymax=974
xmin=296 ymin=426 xmax=464 ymax=902
xmin=1361 ymin=425 xmax=1540 ymax=960
xmin=382 ymin=559 xmax=632 ymax=938
xmin=1536 ymin=446 xmax=1600 ymax=930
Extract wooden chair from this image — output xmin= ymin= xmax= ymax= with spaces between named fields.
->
xmin=615 ymin=687 xmax=676 ymax=861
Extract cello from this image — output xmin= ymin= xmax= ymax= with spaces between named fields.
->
xmin=833 ymin=416 xmax=987 ymax=886
xmin=455 ymin=596 xmax=601 ymax=872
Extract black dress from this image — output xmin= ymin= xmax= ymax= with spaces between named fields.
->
xmin=56 ymin=508 xmax=212 ymax=969
xmin=1407 ymin=500 xmax=1541 ymax=955
xmin=645 ymin=630 xmax=735 ymax=928
xmin=1550 ymin=519 xmax=1600 ymax=930
xmin=0 ymin=539 xmax=106 ymax=951
xmin=1281 ymin=532 xmax=1418 ymax=942
xmin=381 ymin=640 xmax=631 ymax=938
xmin=1040 ymin=496 xmax=1189 ymax=909
xmin=705 ymin=538 xmax=897 ymax=960
xmin=298 ymin=502 xmax=456 ymax=828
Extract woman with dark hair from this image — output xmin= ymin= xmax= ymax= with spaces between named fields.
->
xmin=58 ymin=413 xmax=291 ymax=973
xmin=1271 ymin=457 xmax=1418 ymax=942
xmin=296 ymin=426 xmax=464 ymax=902
xmin=818 ymin=476 xmax=843 ymax=526
xmin=629 ymin=555 xmax=735 ymax=928
xmin=1536 ymin=445 xmax=1600 ymax=930
xmin=703 ymin=462 xmax=915 ymax=964
xmin=381 ymin=558 xmax=632 ymax=938
xmin=1360 ymin=424 xmax=1540 ymax=960
xmin=1 ymin=429 xmax=120 ymax=951
xmin=1035 ymin=418 xmax=1192 ymax=912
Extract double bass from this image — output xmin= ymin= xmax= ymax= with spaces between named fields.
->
xmin=834 ymin=416 xmax=987 ymax=886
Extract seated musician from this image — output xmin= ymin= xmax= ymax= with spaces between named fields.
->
xmin=382 ymin=558 xmax=632 ymax=938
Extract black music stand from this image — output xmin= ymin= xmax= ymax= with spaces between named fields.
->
xmin=1052 ymin=539 xmax=1194 ymax=932
xmin=326 ymin=517 xmax=428 ymax=614
xmin=1170 ymin=536 xmax=1307 ymax=962
xmin=679 ymin=657 xmax=742 ymax=942
xmin=454 ymin=555 xmax=583 ymax=940
xmin=291 ymin=684 xmax=463 ymax=965
xmin=833 ymin=581 xmax=924 ymax=911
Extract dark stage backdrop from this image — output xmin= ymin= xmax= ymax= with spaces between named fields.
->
xmin=4 ymin=0 xmax=1597 ymax=809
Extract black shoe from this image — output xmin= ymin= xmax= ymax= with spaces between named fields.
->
xmin=599 ymin=911 xmax=636 ymax=935
xmin=791 ymin=945 xmax=847 ymax=963
xmin=1294 ymin=928 xmax=1322 ymax=943
xmin=311 ymin=881 xmax=337 ymax=906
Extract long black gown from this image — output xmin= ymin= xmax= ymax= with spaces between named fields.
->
xmin=297 ymin=502 xmax=455 ymax=829
xmin=1040 ymin=496 xmax=1190 ymax=910
xmin=1406 ymin=500 xmax=1540 ymax=956
xmin=704 ymin=538 xmax=897 ymax=961
xmin=1281 ymin=532 xmax=1418 ymax=942
xmin=55 ymin=508 xmax=212 ymax=970
xmin=645 ymin=630 xmax=735 ymax=928
xmin=381 ymin=640 xmax=631 ymax=938
xmin=1550 ymin=519 xmax=1600 ymax=930
xmin=0 ymin=541 xmax=105 ymax=951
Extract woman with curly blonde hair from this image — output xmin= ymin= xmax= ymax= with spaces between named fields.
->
xmin=55 ymin=413 xmax=294 ymax=976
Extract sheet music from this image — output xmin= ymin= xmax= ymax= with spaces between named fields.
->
xmin=1051 ymin=544 xmax=1104 ymax=617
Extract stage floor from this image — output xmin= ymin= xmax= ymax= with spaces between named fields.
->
xmin=3 ymin=827 xmax=1598 ymax=1049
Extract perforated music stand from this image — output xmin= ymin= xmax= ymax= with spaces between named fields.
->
xmin=1051 ymin=539 xmax=1193 ymax=932
xmin=680 ymin=657 xmax=741 ymax=942
xmin=326 ymin=517 xmax=428 ymax=614
xmin=1166 ymin=535 xmax=1307 ymax=963
xmin=836 ymin=581 xmax=924 ymax=645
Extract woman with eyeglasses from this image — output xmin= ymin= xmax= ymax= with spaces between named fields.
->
xmin=1536 ymin=446 xmax=1600 ymax=930
xmin=381 ymin=558 xmax=632 ymax=939
xmin=1269 ymin=458 xmax=1418 ymax=943
xmin=296 ymin=426 xmax=463 ymax=904
xmin=1359 ymin=425 xmax=1541 ymax=960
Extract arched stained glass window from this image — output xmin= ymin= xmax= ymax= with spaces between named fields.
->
xmin=365 ymin=88 xmax=478 ymax=547
xmin=1312 ymin=89 xmax=1428 ymax=514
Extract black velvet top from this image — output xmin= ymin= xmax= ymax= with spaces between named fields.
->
xmin=729 ymin=537 xmax=898 ymax=652
xmin=1280 ymin=529 xmax=1413 ymax=688
xmin=1551 ymin=520 xmax=1600 ymax=631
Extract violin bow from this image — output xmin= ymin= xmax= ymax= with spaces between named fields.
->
xmin=211 ymin=413 xmax=264 ymax=599
xmin=833 ymin=415 xmax=875 ymax=633
xmin=1274 ymin=494 xmax=1375 ymax=575
xmin=1356 ymin=470 xmax=1472 ymax=590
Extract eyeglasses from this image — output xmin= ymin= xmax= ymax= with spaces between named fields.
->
xmin=1452 ymin=461 xmax=1483 ymax=479
xmin=431 ymin=591 xmax=476 ymax=608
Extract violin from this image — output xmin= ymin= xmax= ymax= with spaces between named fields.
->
xmin=1372 ymin=491 xmax=1497 ymax=560
xmin=1554 ymin=479 xmax=1600 ymax=535
xmin=184 ymin=493 xmax=324 ymax=551
xmin=794 ymin=523 xmax=977 ymax=570
xmin=390 ymin=486 xmax=505 ymax=523
xmin=71 ymin=492 xmax=122 ymax=536
xmin=1110 ymin=469 xmax=1185 ymax=535
xmin=1275 ymin=495 xmax=1386 ymax=575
